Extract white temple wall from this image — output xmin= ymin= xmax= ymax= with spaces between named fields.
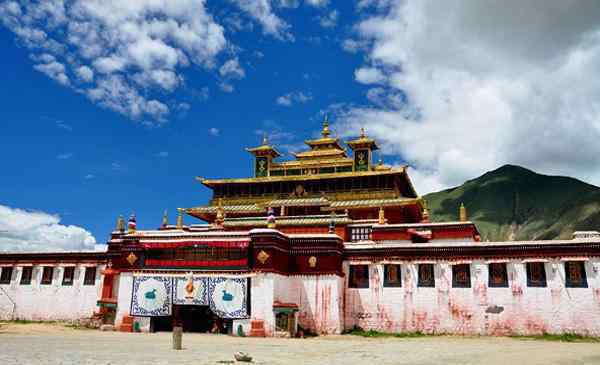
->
xmin=115 ymin=271 xmax=133 ymax=327
xmin=0 ymin=265 xmax=103 ymax=321
xmin=344 ymin=260 xmax=600 ymax=336
xmin=273 ymin=274 xmax=344 ymax=335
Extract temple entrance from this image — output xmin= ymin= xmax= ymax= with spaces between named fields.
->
xmin=151 ymin=305 xmax=230 ymax=333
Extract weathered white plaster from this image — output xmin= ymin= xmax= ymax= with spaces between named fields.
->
xmin=0 ymin=265 xmax=103 ymax=321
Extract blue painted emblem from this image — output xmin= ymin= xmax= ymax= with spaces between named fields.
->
xmin=145 ymin=289 xmax=157 ymax=300
xmin=222 ymin=290 xmax=233 ymax=301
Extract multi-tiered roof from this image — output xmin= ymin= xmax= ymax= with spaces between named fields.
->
xmin=185 ymin=118 xmax=425 ymax=228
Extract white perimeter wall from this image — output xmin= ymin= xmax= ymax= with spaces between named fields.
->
xmin=0 ymin=265 xmax=104 ymax=321
xmin=344 ymin=260 xmax=600 ymax=336
xmin=249 ymin=273 xmax=344 ymax=336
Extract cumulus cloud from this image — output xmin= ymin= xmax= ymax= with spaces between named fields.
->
xmin=208 ymin=127 xmax=220 ymax=136
xmin=231 ymin=0 xmax=293 ymax=41
xmin=0 ymin=205 xmax=96 ymax=252
xmin=318 ymin=10 xmax=338 ymax=28
xmin=276 ymin=91 xmax=312 ymax=106
xmin=305 ymin=0 xmax=329 ymax=7
xmin=219 ymin=57 xmax=246 ymax=79
xmin=336 ymin=1 xmax=600 ymax=194
xmin=0 ymin=0 xmax=230 ymax=123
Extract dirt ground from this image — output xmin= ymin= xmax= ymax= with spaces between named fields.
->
xmin=1 ymin=323 xmax=600 ymax=365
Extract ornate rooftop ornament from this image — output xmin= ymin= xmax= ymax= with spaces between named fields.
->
xmin=267 ymin=207 xmax=276 ymax=228
xmin=378 ymin=206 xmax=386 ymax=225
xmin=116 ymin=215 xmax=125 ymax=232
xmin=162 ymin=210 xmax=169 ymax=227
xmin=127 ymin=213 xmax=137 ymax=233
xmin=176 ymin=208 xmax=184 ymax=229
xmin=321 ymin=114 xmax=330 ymax=138
xmin=459 ymin=203 xmax=468 ymax=222
xmin=215 ymin=199 xmax=225 ymax=227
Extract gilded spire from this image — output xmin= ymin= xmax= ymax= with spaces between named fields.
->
xmin=162 ymin=210 xmax=168 ymax=227
xmin=321 ymin=114 xmax=330 ymax=138
xmin=116 ymin=215 xmax=125 ymax=232
xmin=176 ymin=208 xmax=184 ymax=229
xmin=378 ymin=206 xmax=386 ymax=225
xmin=262 ymin=133 xmax=268 ymax=146
xmin=360 ymin=127 xmax=366 ymax=139
xmin=459 ymin=203 xmax=468 ymax=222
xmin=215 ymin=198 xmax=225 ymax=226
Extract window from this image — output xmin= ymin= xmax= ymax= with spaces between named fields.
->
xmin=488 ymin=263 xmax=509 ymax=287
xmin=275 ymin=312 xmax=290 ymax=332
xmin=20 ymin=267 xmax=32 ymax=285
xmin=418 ymin=264 xmax=435 ymax=287
xmin=452 ymin=264 xmax=471 ymax=288
xmin=526 ymin=262 xmax=547 ymax=287
xmin=383 ymin=264 xmax=402 ymax=287
xmin=565 ymin=261 xmax=588 ymax=288
xmin=62 ymin=267 xmax=75 ymax=286
xmin=350 ymin=227 xmax=372 ymax=242
xmin=349 ymin=265 xmax=369 ymax=288
xmin=41 ymin=267 xmax=54 ymax=285
xmin=0 ymin=267 xmax=13 ymax=284
xmin=83 ymin=267 xmax=96 ymax=286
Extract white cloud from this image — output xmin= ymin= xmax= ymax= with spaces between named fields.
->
xmin=305 ymin=0 xmax=329 ymax=7
xmin=318 ymin=10 xmax=338 ymax=28
xmin=335 ymin=1 xmax=600 ymax=194
xmin=56 ymin=153 xmax=73 ymax=160
xmin=208 ymin=127 xmax=220 ymax=136
xmin=111 ymin=162 xmax=122 ymax=170
xmin=55 ymin=120 xmax=72 ymax=131
xmin=84 ymin=174 xmax=95 ymax=180
xmin=354 ymin=67 xmax=384 ymax=84
xmin=276 ymin=91 xmax=312 ymax=106
xmin=231 ymin=0 xmax=293 ymax=41
xmin=0 ymin=205 xmax=96 ymax=252
xmin=0 ymin=0 xmax=228 ymax=123
xmin=219 ymin=57 xmax=246 ymax=79
xmin=155 ymin=151 xmax=169 ymax=158
xmin=219 ymin=82 xmax=234 ymax=93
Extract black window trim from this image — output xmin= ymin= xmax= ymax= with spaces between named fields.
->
xmin=526 ymin=261 xmax=547 ymax=288
xmin=487 ymin=262 xmax=509 ymax=288
xmin=452 ymin=263 xmax=472 ymax=288
xmin=41 ymin=266 xmax=54 ymax=285
xmin=383 ymin=264 xmax=402 ymax=288
xmin=0 ymin=266 xmax=13 ymax=284
xmin=417 ymin=263 xmax=435 ymax=288
xmin=348 ymin=264 xmax=370 ymax=289
xmin=564 ymin=261 xmax=588 ymax=288
xmin=62 ymin=266 xmax=75 ymax=286
xmin=20 ymin=266 xmax=33 ymax=285
xmin=83 ymin=266 xmax=97 ymax=286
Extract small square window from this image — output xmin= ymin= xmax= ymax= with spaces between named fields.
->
xmin=349 ymin=265 xmax=369 ymax=288
xmin=383 ymin=264 xmax=402 ymax=287
xmin=83 ymin=267 xmax=97 ymax=286
xmin=488 ymin=263 xmax=509 ymax=287
xmin=41 ymin=267 xmax=54 ymax=285
xmin=20 ymin=267 xmax=32 ymax=285
xmin=526 ymin=262 xmax=547 ymax=287
xmin=0 ymin=267 xmax=13 ymax=284
xmin=452 ymin=264 xmax=471 ymax=288
xmin=565 ymin=261 xmax=588 ymax=288
xmin=418 ymin=264 xmax=435 ymax=287
xmin=62 ymin=267 xmax=75 ymax=286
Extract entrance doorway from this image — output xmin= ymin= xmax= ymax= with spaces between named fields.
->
xmin=151 ymin=305 xmax=230 ymax=333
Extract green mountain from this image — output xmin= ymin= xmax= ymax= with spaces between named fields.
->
xmin=423 ymin=165 xmax=600 ymax=241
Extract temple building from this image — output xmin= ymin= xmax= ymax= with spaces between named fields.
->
xmin=1 ymin=119 xmax=600 ymax=337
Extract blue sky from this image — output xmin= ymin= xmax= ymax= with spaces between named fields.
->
xmin=2 ymin=1 xmax=600 ymax=251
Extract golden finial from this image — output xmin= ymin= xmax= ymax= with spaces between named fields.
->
xmin=262 ymin=133 xmax=268 ymax=146
xmin=116 ymin=215 xmax=125 ymax=232
xmin=176 ymin=208 xmax=184 ymax=229
xmin=459 ymin=203 xmax=468 ymax=222
xmin=322 ymin=114 xmax=330 ymax=138
xmin=162 ymin=210 xmax=168 ymax=227
xmin=378 ymin=206 xmax=385 ymax=225
xmin=360 ymin=127 xmax=366 ymax=139
xmin=215 ymin=198 xmax=225 ymax=226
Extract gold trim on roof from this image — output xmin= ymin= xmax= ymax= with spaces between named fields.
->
xmin=199 ymin=166 xmax=407 ymax=186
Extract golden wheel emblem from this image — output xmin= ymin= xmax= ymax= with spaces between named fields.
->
xmin=126 ymin=252 xmax=138 ymax=266
xmin=257 ymin=250 xmax=270 ymax=264
xmin=308 ymin=256 xmax=317 ymax=268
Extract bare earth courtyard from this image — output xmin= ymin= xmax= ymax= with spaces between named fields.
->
xmin=1 ymin=323 xmax=600 ymax=365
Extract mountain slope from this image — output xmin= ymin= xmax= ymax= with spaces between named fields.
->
xmin=424 ymin=165 xmax=600 ymax=241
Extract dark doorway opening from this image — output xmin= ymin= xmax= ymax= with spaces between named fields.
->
xmin=151 ymin=305 xmax=231 ymax=333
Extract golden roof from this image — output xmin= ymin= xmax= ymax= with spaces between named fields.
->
xmin=346 ymin=128 xmax=380 ymax=150
xmin=199 ymin=166 xmax=407 ymax=186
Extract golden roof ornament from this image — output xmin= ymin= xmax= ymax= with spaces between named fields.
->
xmin=162 ymin=210 xmax=169 ymax=227
xmin=321 ymin=114 xmax=330 ymax=138
xmin=215 ymin=199 xmax=225 ymax=226
xmin=262 ymin=133 xmax=268 ymax=146
xmin=378 ymin=206 xmax=386 ymax=225
xmin=360 ymin=127 xmax=366 ymax=139
xmin=116 ymin=215 xmax=125 ymax=232
xmin=459 ymin=202 xmax=468 ymax=222
xmin=176 ymin=208 xmax=184 ymax=229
